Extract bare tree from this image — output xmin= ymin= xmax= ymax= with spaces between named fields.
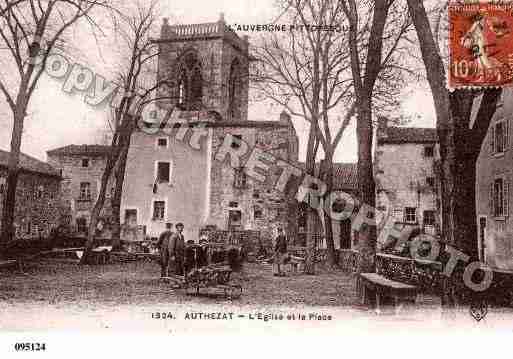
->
xmin=406 ymin=0 xmax=501 ymax=305
xmin=253 ymin=0 xmax=410 ymax=270
xmin=0 ymin=0 xmax=108 ymax=243
xmin=253 ymin=0 xmax=354 ymax=271
xmin=80 ymin=0 xmax=165 ymax=263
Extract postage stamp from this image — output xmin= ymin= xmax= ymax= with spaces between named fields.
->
xmin=449 ymin=2 xmax=513 ymax=88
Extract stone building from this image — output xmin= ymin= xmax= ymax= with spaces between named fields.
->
xmin=374 ymin=118 xmax=441 ymax=246
xmin=0 ymin=150 xmax=62 ymax=239
xmin=119 ymin=15 xmax=299 ymax=242
xmin=47 ymin=144 xmax=114 ymax=234
xmin=475 ymin=90 xmax=513 ymax=269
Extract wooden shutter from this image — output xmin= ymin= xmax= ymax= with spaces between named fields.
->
xmin=504 ymin=179 xmax=509 ymax=217
xmin=490 ymin=182 xmax=495 ymax=216
xmin=490 ymin=124 xmax=495 ymax=154
xmin=505 ymin=119 xmax=510 ymax=150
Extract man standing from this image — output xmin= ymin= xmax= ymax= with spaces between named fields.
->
xmin=157 ymin=223 xmax=173 ymax=278
xmin=273 ymin=227 xmax=288 ymax=277
xmin=168 ymin=223 xmax=185 ymax=276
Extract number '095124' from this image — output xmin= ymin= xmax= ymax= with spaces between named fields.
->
xmin=14 ymin=343 xmax=46 ymax=351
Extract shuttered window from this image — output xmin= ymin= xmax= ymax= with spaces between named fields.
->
xmin=491 ymin=119 xmax=509 ymax=154
xmin=491 ymin=177 xmax=510 ymax=217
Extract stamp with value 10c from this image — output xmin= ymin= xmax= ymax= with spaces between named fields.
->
xmin=449 ymin=2 xmax=513 ymax=88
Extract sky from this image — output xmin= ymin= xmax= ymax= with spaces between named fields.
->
xmin=0 ymin=0 xmax=437 ymax=163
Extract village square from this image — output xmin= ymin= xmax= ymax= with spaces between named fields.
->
xmin=1 ymin=0 xmax=513 ymax=330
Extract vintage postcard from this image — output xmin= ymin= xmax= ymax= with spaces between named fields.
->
xmin=1 ymin=0 xmax=513 ymax=356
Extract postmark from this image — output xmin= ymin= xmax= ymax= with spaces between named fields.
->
xmin=449 ymin=2 xmax=513 ymax=88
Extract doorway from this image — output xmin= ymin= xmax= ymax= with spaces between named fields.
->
xmin=228 ymin=210 xmax=242 ymax=231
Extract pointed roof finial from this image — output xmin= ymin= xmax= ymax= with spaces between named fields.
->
xmin=163 ymin=17 xmax=169 ymax=25
xmin=219 ymin=12 xmax=225 ymax=22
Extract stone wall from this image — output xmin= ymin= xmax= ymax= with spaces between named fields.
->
xmin=0 ymin=169 xmax=62 ymax=239
xmin=476 ymin=90 xmax=513 ymax=268
xmin=47 ymin=153 xmax=114 ymax=232
xmin=208 ymin=117 xmax=299 ymax=242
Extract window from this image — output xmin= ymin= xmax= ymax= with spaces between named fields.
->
xmin=491 ymin=177 xmax=509 ymax=217
xmin=491 ymin=120 xmax=509 ymax=154
xmin=426 ymin=177 xmax=435 ymax=188
xmin=79 ymin=182 xmax=91 ymax=201
xmin=157 ymin=137 xmax=168 ymax=147
xmin=152 ymin=201 xmax=165 ymax=221
xmin=82 ymin=158 xmax=90 ymax=168
xmin=76 ymin=217 xmax=88 ymax=233
xmin=254 ymin=205 xmax=263 ymax=220
xmin=276 ymin=207 xmax=285 ymax=219
xmin=229 ymin=201 xmax=239 ymax=208
xmin=175 ymin=51 xmax=203 ymax=110
xmin=404 ymin=207 xmax=417 ymax=223
xmin=157 ymin=162 xmax=171 ymax=183
xmin=234 ymin=167 xmax=247 ymax=189
xmin=231 ymin=134 xmax=243 ymax=149
xmin=424 ymin=146 xmax=434 ymax=157
xmin=253 ymin=189 xmax=260 ymax=199
xmin=178 ymin=71 xmax=187 ymax=105
xmin=423 ymin=210 xmax=436 ymax=226
xmin=0 ymin=177 xmax=5 ymax=194
xmin=124 ymin=209 xmax=138 ymax=225
xmin=35 ymin=185 xmax=44 ymax=199
xmin=228 ymin=59 xmax=241 ymax=119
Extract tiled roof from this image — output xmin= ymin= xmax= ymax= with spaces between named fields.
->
xmin=0 ymin=150 xmax=60 ymax=177
xmin=298 ymin=162 xmax=358 ymax=191
xmin=47 ymin=144 xmax=112 ymax=156
xmin=378 ymin=127 xmax=438 ymax=144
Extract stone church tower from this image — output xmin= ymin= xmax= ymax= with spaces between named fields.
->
xmin=115 ymin=15 xmax=299 ymax=244
xmin=156 ymin=13 xmax=250 ymax=122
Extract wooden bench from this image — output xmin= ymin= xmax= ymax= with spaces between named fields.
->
xmin=359 ymin=272 xmax=418 ymax=312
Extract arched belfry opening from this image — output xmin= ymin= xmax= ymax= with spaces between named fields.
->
xmin=175 ymin=50 xmax=203 ymax=110
xmin=228 ymin=58 xmax=241 ymax=120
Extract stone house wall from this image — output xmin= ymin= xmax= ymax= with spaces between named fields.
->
xmin=476 ymin=89 xmax=513 ymax=268
xmin=47 ymin=153 xmax=114 ymax=232
xmin=0 ymin=168 xmax=62 ymax=239
xmin=208 ymin=116 xmax=299 ymax=242
xmin=374 ymin=141 xmax=441 ymax=246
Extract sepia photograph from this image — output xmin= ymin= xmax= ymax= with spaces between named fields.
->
xmin=1 ymin=0 xmax=513 ymax=354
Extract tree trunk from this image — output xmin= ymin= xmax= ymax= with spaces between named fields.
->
xmin=321 ymin=156 xmax=337 ymax=267
xmin=1 ymin=109 xmax=25 ymax=244
xmin=111 ymin=133 xmax=132 ymax=251
xmin=356 ymin=102 xmax=376 ymax=274
xmin=304 ymin=126 xmax=319 ymax=275
xmin=80 ymin=153 xmax=117 ymax=264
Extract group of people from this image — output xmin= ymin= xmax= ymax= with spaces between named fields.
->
xmin=156 ymin=223 xmax=290 ymax=278
xmin=156 ymin=222 xmax=185 ymax=278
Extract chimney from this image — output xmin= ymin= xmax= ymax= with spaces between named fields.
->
xmin=377 ymin=116 xmax=388 ymax=139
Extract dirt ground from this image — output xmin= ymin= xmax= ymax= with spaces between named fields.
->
xmin=0 ymin=259 xmax=359 ymax=307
